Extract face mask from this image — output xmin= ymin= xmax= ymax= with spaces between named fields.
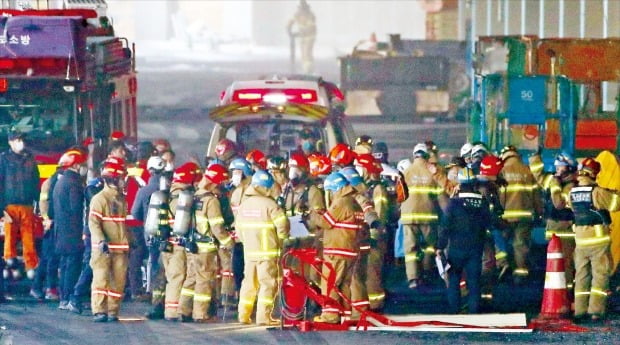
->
xmin=164 ymin=162 xmax=174 ymax=172
xmin=12 ymin=140 xmax=24 ymax=153
xmin=288 ymin=167 xmax=302 ymax=180
xmin=231 ymin=171 xmax=243 ymax=187
xmin=79 ymin=165 xmax=88 ymax=177
xmin=302 ymin=141 xmax=314 ymax=153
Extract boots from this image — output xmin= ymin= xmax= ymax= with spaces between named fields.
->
xmin=145 ymin=303 xmax=164 ymax=320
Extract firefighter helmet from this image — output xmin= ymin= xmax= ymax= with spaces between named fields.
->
xmin=110 ymin=131 xmax=125 ymax=142
xmin=499 ymin=145 xmax=519 ymax=161
xmin=214 ymin=139 xmax=237 ymax=161
xmin=554 ymin=151 xmax=577 ymax=169
xmin=266 ymin=156 xmax=287 ymax=171
xmin=354 ymin=153 xmax=382 ymax=174
xmin=105 ymin=156 xmax=125 ymax=167
xmin=58 ymin=149 xmax=88 ymax=168
xmin=308 ymin=153 xmax=332 ymax=177
xmin=251 ymin=169 xmax=274 ymax=189
xmin=204 ymin=163 xmax=230 ymax=185
xmin=246 ymin=149 xmax=267 ymax=170
xmin=153 ymin=138 xmax=171 ymax=152
xmin=397 ymin=159 xmax=411 ymax=173
xmin=460 ymin=142 xmax=473 ymax=158
xmin=578 ymin=157 xmax=601 ymax=178
xmin=479 ymin=155 xmax=503 ymax=177
xmin=172 ymin=162 xmax=202 ymax=184
xmin=471 ymin=143 xmax=489 ymax=159
xmin=229 ymin=158 xmax=253 ymax=177
xmin=413 ymin=143 xmax=428 ymax=158
xmin=324 ymin=172 xmax=348 ymax=192
xmin=457 ymin=167 xmax=476 ymax=184
xmin=329 ymin=143 xmax=356 ymax=166
xmin=339 ymin=167 xmax=364 ymax=187
xmin=355 ymin=135 xmax=373 ymax=147
xmin=354 ymin=135 xmax=373 ymax=154
xmin=147 ymin=156 xmax=166 ymax=172
xmin=372 ymin=141 xmax=388 ymax=163
xmin=102 ymin=161 xmax=126 ymax=178
xmin=288 ymin=152 xmax=310 ymax=170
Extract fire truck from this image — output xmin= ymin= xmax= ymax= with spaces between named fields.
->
xmin=0 ymin=5 xmax=137 ymax=180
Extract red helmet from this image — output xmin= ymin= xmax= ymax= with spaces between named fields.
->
xmin=102 ymin=161 xmax=126 ymax=178
xmin=329 ymin=143 xmax=356 ymax=166
xmin=82 ymin=136 xmax=94 ymax=147
xmin=246 ymin=149 xmax=267 ymax=170
xmin=354 ymin=153 xmax=382 ymax=174
xmin=204 ymin=163 xmax=230 ymax=185
xmin=579 ymin=157 xmax=601 ymax=178
xmin=288 ymin=152 xmax=310 ymax=170
xmin=308 ymin=153 xmax=331 ymax=177
xmin=479 ymin=155 xmax=503 ymax=177
xmin=214 ymin=139 xmax=236 ymax=161
xmin=110 ymin=130 xmax=125 ymax=141
xmin=105 ymin=156 xmax=125 ymax=167
xmin=173 ymin=162 xmax=202 ymax=184
xmin=153 ymin=138 xmax=171 ymax=152
xmin=59 ymin=149 xmax=88 ymax=168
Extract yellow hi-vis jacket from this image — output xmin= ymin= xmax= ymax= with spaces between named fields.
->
xmin=400 ymin=157 xmax=442 ymax=225
xmin=498 ymin=156 xmax=542 ymax=223
xmin=89 ymin=185 xmax=132 ymax=253
xmin=236 ymin=185 xmax=290 ymax=261
xmin=194 ymin=183 xmax=233 ymax=253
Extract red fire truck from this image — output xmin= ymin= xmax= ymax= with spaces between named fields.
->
xmin=0 ymin=8 xmax=137 ymax=180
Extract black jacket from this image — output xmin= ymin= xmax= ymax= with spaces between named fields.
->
xmin=437 ymin=190 xmax=491 ymax=254
xmin=131 ymin=172 xmax=162 ymax=222
xmin=53 ymin=169 xmax=84 ymax=254
xmin=83 ymin=177 xmax=104 ymax=238
xmin=0 ymin=149 xmax=40 ymax=213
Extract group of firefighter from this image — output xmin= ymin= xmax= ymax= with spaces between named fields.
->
xmin=3 ymin=129 xmax=620 ymax=326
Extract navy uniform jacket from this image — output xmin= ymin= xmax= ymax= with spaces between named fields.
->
xmin=53 ymin=169 xmax=85 ymax=254
xmin=437 ymin=190 xmax=491 ymax=254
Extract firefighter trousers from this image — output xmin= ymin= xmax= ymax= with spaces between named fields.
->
xmin=574 ymin=243 xmax=611 ymax=317
xmin=507 ymin=221 xmax=531 ymax=278
xmin=238 ymin=259 xmax=278 ymax=325
xmin=403 ymin=223 xmax=437 ymax=282
xmin=218 ymin=247 xmax=235 ymax=297
xmin=148 ymin=242 xmax=166 ymax=306
xmin=180 ymin=251 xmax=217 ymax=320
xmin=161 ymin=245 xmax=187 ymax=319
xmin=90 ymin=250 xmax=128 ymax=317
xmin=350 ymin=251 xmax=369 ymax=318
xmin=319 ymin=255 xmax=356 ymax=323
xmin=367 ymin=240 xmax=386 ymax=310
xmin=3 ymin=205 xmax=38 ymax=269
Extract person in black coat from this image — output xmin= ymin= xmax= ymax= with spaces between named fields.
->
xmin=436 ymin=167 xmax=491 ymax=314
xmin=53 ymin=149 xmax=88 ymax=312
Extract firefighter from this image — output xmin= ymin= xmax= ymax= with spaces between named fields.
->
xmin=354 ymin=154 xmax=389 ymax=310
xmin=307 ymin=172 xmax=364 ymax=324
xmin=0 ymin=130 xmax=40 ymax=278
xmin=476 ymin=155 xmax=510 ymax=279
xmin=400 ymin=143 xmax=443 ymax=289
xmin=54 ymin=148 xmax=88 ymax=313
xmin=267 ymin=156 xmax=289 ymax=192
xmin=530 ymin=150 xmax=577 ymax=289
xmin=125 ymin=141 xmax=155 ymax=301
xmin=131 ymin=156 xmax=168 ymax=319
xmin=246 ymin=149 xmax=267 ymax=172
xmin=460 ymin=142 xmax=473 ymax=166
xmin=224 ymin=158 xmax=254 ymax=305
xmin=329 ymin=143 xmax=356 ymax=171
xmin=89 ymin=158 xmax=131 ymax=322
xmin=498 ymin=145 xmax=542 ymax=284
xmin=354 ymin=135 xmax=373 ymax=155
xmin=287 ymin=0 xmax=316 ymax=74
xmin=469 ymin=143 xmax=489 ymax=175
xmin=236 ymin=170 xmax=290 ymax=325
xmin=570 ymin=158 xmax=620 ymax=323
xmin=307 ymin=153 xmax=332 ymax=181
xmin=162 ymin=162 xmax=202 ymax=321
xmin=213 ymin=139 xmax=238 ymax=167
xmin=298 ymin=128 xmax=319 ymax=156
xmin=179 ymin=164 xmax=234 ymax=323
xmin=437 ymin=167 xmax=491 ymax=314
xmin=280 ymin=152 xmax=325 ymax=219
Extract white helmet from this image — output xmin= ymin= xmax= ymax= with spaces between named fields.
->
xmin=470 ymin=144 xmax=488 ymax=158
xmin=397 ymin=158 xmax=412 ymax=173
xmin=460 ymin=142 xmax=473 ymax=158
xmin=147 ymin=156 xmax=166 ymax=172
xmin=412 ymin=143 xmax=428 ymax=157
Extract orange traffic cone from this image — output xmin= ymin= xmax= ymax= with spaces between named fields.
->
xmin=530 ymin=234 xmax=588 ymax=332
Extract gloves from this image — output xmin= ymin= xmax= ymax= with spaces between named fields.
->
xmin=98 ymin=241 xmax=109 ymax=254
xmin=369 ymin=220 xmax=385 ymax=232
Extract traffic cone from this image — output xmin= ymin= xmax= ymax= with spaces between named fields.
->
xmin=530 ymin=234 xmax=588 ymax=332
xmin=539 ymin=234 xmax=570 ymax=319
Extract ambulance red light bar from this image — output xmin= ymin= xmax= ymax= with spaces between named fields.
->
xmin=232 ymin=88 xmax=318 ymax=105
